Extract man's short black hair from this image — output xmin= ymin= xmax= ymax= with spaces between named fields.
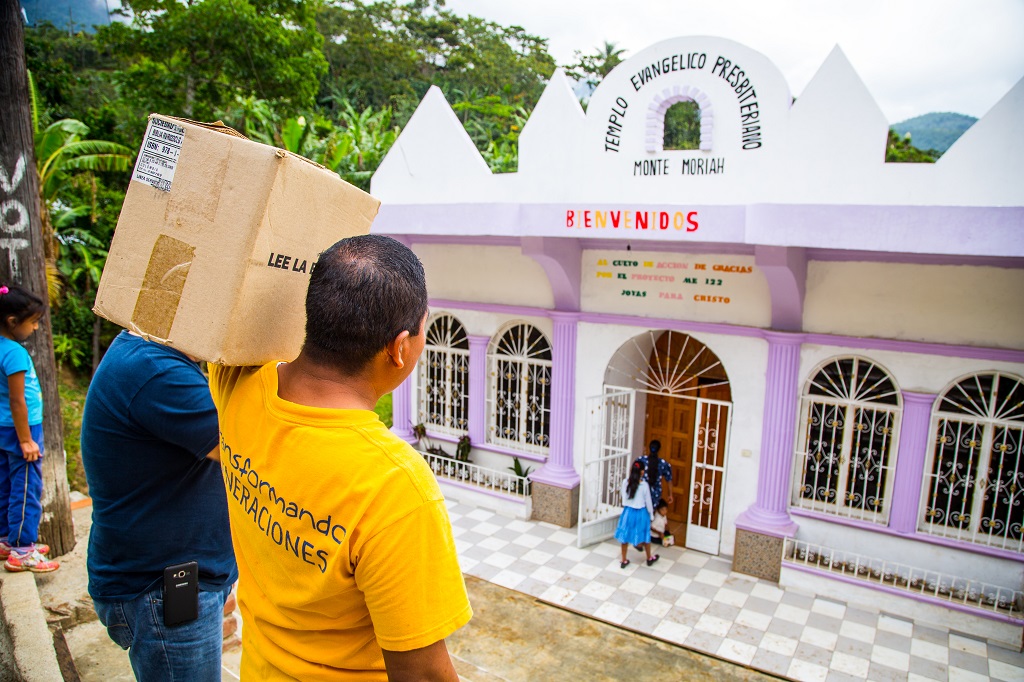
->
xmin=302 ymin=234 xmax=428 ymax=375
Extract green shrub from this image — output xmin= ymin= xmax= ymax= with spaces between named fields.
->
xmin=58 ymin=369 xmax=90 ymax=493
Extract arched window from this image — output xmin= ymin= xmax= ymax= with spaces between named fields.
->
xmin=487 ymin=323 xmax=552 ymax=455
xmin=922 ymin=372 xmax=1024 ymax=553
xmin=792 ymin=357 xmax=902 ymax=523
xmin=663 ymin=100 xmax=701 ymax=150
xmin=417 ymin=314 xmax=469 ymax=435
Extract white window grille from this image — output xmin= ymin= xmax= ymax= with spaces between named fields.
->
xmin=486 ymin=323 xmax=552 ymax=456
xmin=416 ymin=314 xmax=469 ymax=436
xmin=792 ymin=357 xmax=902 ymax=523
xmin=921 ymin=372 xmax=1024 ymax=553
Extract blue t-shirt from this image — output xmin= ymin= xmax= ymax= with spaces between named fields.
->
xmin=81 ymin=331 xmax=237 ymax=600
xmin=0 ymin=337 xmax=43 ymax=427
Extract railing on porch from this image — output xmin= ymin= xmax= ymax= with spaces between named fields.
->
xmin=783 ymin=538 xmax=1024 ymax=619
xmin=419 ymin=450 xmax=532 ymax=500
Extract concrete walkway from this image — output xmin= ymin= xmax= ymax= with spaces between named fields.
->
xmin=445 ymin=500 xmax=1024 ymax=682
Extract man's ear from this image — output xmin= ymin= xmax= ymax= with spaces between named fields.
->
xmin=385 ymin=330 xmax=412 ymax=369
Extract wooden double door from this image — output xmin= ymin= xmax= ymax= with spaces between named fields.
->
xmin=643 ymin=382 xmax=730 ymax=548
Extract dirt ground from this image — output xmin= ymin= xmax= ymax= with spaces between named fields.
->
xmin=449 ymin=575 xmax=780 ymax=681
xmin=38 ymin=504 xmax=779 ymax=681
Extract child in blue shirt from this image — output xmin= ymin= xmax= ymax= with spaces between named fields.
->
xmin=614 ymin=460 xmax=659 ymax=569
xmin=0 ymin=283 xmax=58 ymax=572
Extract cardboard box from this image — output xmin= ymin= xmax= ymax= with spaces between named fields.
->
xmin=94 ymin=114 xmax=380 ymax=365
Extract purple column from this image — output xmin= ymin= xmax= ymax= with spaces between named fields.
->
xmin=754 ymin=245 xmax=806 ymax=333
xmin=467 ymin=335 xmax=489 ymax=447
xmin=888 ymin=391 xmax=937 ymax=534
xmin=531 ymin=312 xmax=580 ymax=488
xmin=736 ymin=332 xmax=801 ymax=537
xmin=391 ymin=375 xmax=415 ymax=442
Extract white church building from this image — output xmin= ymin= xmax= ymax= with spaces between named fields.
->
xmin=369 ymin=36 xmax=1024 ymax=649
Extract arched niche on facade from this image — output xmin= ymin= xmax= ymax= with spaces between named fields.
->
xmin=646 ymin=86 xmax=714 ymax=153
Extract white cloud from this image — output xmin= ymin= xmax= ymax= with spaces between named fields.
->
xmin=441 ymin=0 xmax=1024 ymax=122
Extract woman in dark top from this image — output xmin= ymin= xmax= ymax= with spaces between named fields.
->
xmin=637 ymin=439 xmax=673 ymax=507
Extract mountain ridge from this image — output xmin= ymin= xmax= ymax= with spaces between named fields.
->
xmin=890 ymin=111 xmax=977 ymax=154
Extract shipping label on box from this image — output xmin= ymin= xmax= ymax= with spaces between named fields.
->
xmin=95 ymin=114 xmax=380 ymax=365
xmin=132 ymin=118 xmax=185 ymax=191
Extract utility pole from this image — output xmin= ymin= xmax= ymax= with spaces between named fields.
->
xmin=0 ymin=0 xmax=76 ymax=557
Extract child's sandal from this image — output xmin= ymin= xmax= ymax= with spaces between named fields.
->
xmin=619 ymin=559 xmax=630 ymax=569
xmin=646 ymin=554 xmax=660 ymax=566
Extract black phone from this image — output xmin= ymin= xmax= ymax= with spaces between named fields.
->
xmin=162 ymin=561 xmax=199 ymax=627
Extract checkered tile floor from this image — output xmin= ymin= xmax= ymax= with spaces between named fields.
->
xmin=446 ymin=500 xmax=1024 ymax=682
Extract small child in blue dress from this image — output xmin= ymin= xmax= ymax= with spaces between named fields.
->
xmin=0 ymin=283 xmax=58 ymax=573
xmin=614 ymin=460 xmax=659 ymax=569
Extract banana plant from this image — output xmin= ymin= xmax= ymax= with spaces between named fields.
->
xmin=28 ymin=71 xmax=133 ymax=303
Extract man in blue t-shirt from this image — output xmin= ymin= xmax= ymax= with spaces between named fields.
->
xmin=81 ymin=331 xmax=237 ymax=680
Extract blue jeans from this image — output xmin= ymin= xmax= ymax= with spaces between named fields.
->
xmin=94 ymin=586 xmax=229 ymax=681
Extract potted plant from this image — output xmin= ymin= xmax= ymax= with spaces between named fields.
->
xmin=455 ymin=435 xmax=472 ymax=462
xmin=508 ymin=457 xmax=533 ymax=495
xmin=413 ymin=423 xmax=449 ymax=458
xmin=412 ymin=423 xmax=429 ymax=451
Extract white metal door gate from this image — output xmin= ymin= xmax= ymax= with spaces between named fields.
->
xmin=577 ymin=389 xmax=635 ymax=548
xmin=685 ymin=398 xmax=732 ymax=554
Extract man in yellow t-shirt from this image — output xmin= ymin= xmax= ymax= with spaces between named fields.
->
xmin=210 ymin=235 xmax=471 ymax=680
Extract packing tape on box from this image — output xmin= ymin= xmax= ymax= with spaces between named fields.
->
xmin=131 ymin=234 xmax=194 ymax=341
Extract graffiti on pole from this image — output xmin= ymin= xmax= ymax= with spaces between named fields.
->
xmin=0 ymin=153 xmax=31 ymax=278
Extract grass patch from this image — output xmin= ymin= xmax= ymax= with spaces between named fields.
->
xmin=58 ymin=367 xmax=90 ymax=494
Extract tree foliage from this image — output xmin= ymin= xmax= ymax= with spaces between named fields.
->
xmin=885 ymin=129 xmax=939 ymax=163
xmin=25 ymin=0 xmax=557 ymax=375
xmin=566 ymin=41 xmax=627 ymax=89
xmin=100 ymin=0 xmax=328 ymax=120
xmin=663 ymin=100 xmax=700 ymax=151
xmin=317 ymin=0 xmax=555 ymax=118
xmin=216 ymin=96 xmax=399 ymax=191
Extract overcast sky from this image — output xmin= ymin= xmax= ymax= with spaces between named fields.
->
xmin=442 ymin=0 xmax=1024 ymax=123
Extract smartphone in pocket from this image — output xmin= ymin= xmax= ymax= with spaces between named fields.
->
xmin=162 ymin=561 xmax=199 ymax=627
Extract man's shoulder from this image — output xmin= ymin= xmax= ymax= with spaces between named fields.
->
xmin=103 ymin=333 xmax=194 ymax=369
xmin=359 ymin=427 xmax=442 ymax=501
xmin=100 ymin=335 xmax=205 ymax=387
xmin=365 ymin=426 xmax=426 ymax=468
xmin=207 ymin=363 xmax=264 ymax=406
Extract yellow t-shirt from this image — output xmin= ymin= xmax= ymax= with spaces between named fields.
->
xmin=210 ymin=363 xmax=472 ymax=680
